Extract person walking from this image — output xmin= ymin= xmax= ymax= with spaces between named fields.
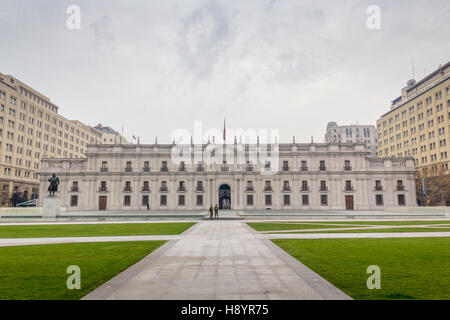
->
xmin=209 ymin=204 xmax=214 ymax=219
xmin=214 ymin=204 xmax=219 ymax=219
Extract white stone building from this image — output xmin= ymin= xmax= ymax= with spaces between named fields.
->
xmin=39 ymin=141 xmax=417 ymax=211
xmin=325 ymin=122 xmax=378 ymax=156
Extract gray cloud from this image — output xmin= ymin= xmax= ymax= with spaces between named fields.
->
xmin=90 ymin=15 xmax=116 ymax=46
xmin=0 ymin=0 xmax=449 ymax=143
xmin=177 ymin=1 xmax=234 ymax=77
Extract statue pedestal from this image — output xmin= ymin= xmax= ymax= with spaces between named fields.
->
xmin=43 ymin=196 xmax=61 ymax=218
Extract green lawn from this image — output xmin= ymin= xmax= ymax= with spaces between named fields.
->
xmin=0 ymin=241 xmax=165 ymax=300
xmin=292 ymin=220 xmax=450 ymax=226
xmin=0 ymin=222 xmax=195 ymax=238
xmin=248 ymin=221 xmax=450 ymax=233
xmin=273 ymin=237 xmax=450 ymax=300
xmin=285 ymin=227 xmax=450 ymax=234
xmin=247 ymin=223 xmax=354 ymax=232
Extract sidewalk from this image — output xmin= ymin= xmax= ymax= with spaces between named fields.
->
xmin=82 ymin=221 xmax=351 ymax=300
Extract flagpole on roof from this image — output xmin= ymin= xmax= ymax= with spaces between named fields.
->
xmin=223 ymin=118 xmax=226 ymax=143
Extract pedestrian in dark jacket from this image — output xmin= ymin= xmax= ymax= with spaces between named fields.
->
xmin=209 ymin=205 xmax=214 ymax=219
xmin=214 ymin=204 xmax=219 ymax=219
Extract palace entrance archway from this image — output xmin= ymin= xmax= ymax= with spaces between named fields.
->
xmin=219 ymin=184 xmax=231 ymax=210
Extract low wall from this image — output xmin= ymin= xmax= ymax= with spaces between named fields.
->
xmin=384 ymin=207 xmax=450 ymax=214
xmin=0 ymin=207 xmax=68 ymax=216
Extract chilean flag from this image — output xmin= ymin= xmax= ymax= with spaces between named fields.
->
xmin=223 ymin=119 xmax=226 ymax=142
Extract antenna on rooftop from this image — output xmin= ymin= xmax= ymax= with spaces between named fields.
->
xmin=411 ymin=56 xmax=415 ymax=80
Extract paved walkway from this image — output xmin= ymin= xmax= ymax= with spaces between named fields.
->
xmin=266 ymin=232 xmax=450 ymax=239
xmin=0 ymin=235 xmax=181 ymax=247
xmin=82 ymin=221 xmax=351 ymax=300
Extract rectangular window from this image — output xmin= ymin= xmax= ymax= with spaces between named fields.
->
xmin=283 ymin=195 xmax=290 ymax=206
xmin=265 ymin=194 xmax=272 ymax=206
xmin=398 ymin=194 xmax=406 ymax=206
xmin=178 ymin=195 xmax=185 ymax=206
xmin=160 ymin=195 xmax=167 ymax=206
xmin=376 ymin=195 xmax=384 ymax=206
xmin=124 ymin=195 xmax=131 ymax=206
xmin=142 ymin=195 xmax=149 ymax=206
xmin=301 ymin=161 xmax=308 ymax=171
xmin=375 ymin=180 xmax=382 ymax=191
xmin=320 ymin=160 xmax=326 ymax=171
xmin=302 ymin=195 xmax=309 ymax=206
xmin=196 ymin=195 xmax=203 ymax=206
xmin=344 ymin=160 xmax=351 ymax=170
xmin=247 ymin=195 xmax=254 ymax=206
xmin=320 ymin=194 xmax=328 ymax=206
xmin=345 ymin=180 xmax=352 ymax=191
xmin=70 ymin=195 xmax=78 ymax=207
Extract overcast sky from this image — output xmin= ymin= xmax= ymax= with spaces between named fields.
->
xmin=1 ymin=0 xmax=449 ymax=143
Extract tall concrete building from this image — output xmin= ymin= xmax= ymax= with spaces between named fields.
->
xmin=325 ymin=122 xmax=378 ymax=156
xmin=39 ymin=141 xmax=417 ymax=211
xmin=0 ymin=72 xmax=103 ymax=206
xmin=377 ymin=61 xmax=450 ymax=176
xmin=95 ymin=124 xmax=130 ymax=144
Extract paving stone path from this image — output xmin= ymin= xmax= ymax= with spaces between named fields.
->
xmin=82 ymin=221 xmax=351 ymax=300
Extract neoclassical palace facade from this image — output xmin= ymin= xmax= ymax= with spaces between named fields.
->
xmin=39 ymin=142 xmax=417 ymax=211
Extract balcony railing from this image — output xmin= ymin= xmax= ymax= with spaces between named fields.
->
xmin=301 ymin=166 xmax=309 ymax=172
xmin=141 ymin=187 xmax=150 ymax=192
xmin=160 ymin=187 xmax=168 ymax=192
xmin=70 ymin=187 xmax=79 ymax=192
xmin=319 ymin=187 xmax=329 ymax=192
xmin=301 ymin=187 xmax=310 ymax=192
xmin=374 ymin=186 xmax=384 ymax=191
xmin=319 ymin=166 xmax=327 ymax=171
xmin=282 ymin=187 xmax=291 ymax=192
xmin=264 ymin=186 xmax=273 ymax=192
xmin=246 ymin=187 xmax=255 ymax=192
xmin=142 ymin=167 xmax=151 ymax=172
xmin=178 ymin=187 xmax=186 ymax=192
xmin=123 ymin=187 xmax=132 ymax=192
xmin=160 ymin=167 xmax=168 ymax=172
xmin=100 ymin=167 xmax=108 ymax=172
xmin=282 ymin=166 xmax=290 ymax=172
xmin=179 ymin=167 xmax=186 ymax=172
xmin=221 ymin=166 xmax=229 ymax=172
xmin=396 ymin=186 xmax=406 ymax=191
xmin=344 ymin=166 xmax=352 ymax=171
xmin=344 ymin=186 xmax=354 ymax=192
xmin=196 ymin=166 xmax=204 ymax=172
xmin=99 ymin=187 xmax=108 ymax=192
xmin=196 ymin=187 xmax=204 ymax=192
xmin=246 ymin=165 xmax=254 ymax=172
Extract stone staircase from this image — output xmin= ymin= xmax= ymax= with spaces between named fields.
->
xmin=202 ymin=210 xmax=244 ymax=220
